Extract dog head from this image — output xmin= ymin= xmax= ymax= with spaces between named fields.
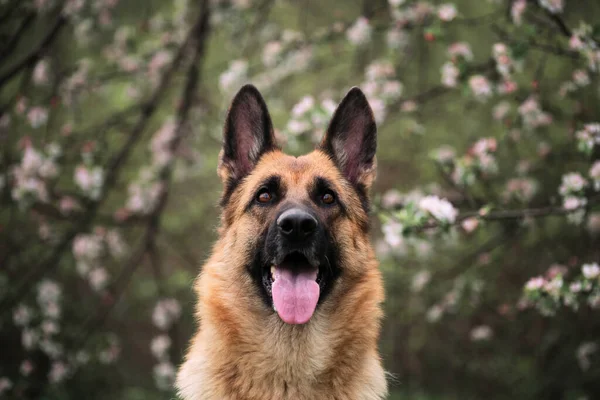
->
xmin=217 ymin=85 xmax=377 ymax=325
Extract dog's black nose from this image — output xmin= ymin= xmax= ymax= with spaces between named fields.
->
xmin=277 ymin=208 xmax=318 ymax=241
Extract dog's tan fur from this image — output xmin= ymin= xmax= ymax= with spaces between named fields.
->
xmin=177 ymin=87 xmax=387 ymax=400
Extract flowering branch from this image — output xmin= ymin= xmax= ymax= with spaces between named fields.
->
xmin=0 ymin=4 xmax=210 ymax=316
xmin=0 ymin=13 xmax=67 ymax=89
xmin=66 ymin=0 xmax=211 ymax=361
xmin=379 ymin=195 xmax=600 ymax=234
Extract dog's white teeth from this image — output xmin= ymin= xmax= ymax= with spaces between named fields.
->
xmin=273 ymin=303 xmax=277 ymax=312
xmin=270 ymin=266 xmax=276 ymax=281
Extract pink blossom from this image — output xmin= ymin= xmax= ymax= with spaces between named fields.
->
xmin=418 ymin=195 xmax=458 ymax=223
xmin=365 ymin=61 xmax=395 ymax=82
xmin=426 ymin=304 xmax=444 ymax=323
xmin=219 ymin=60 xmax=248 ymax=93
xmin=381 ymin=189 xmax=403 ymax=209
xmin=563 ymin=196 xmax=586 ymax=210
xmin=588 ymin=212 xmax=600 ymax=234
xmin=471 ymin=137 xmax=497 ymax=155
xmin=525 ymin=276 xmax=545 ymax=291
xmin=33 ymin=60 xmax=50 ymax=85
xmin=441 ymin=62 xmax=459 ymax=87
xmin=20 ymin=360 xmax=34 ymax=376
xmin=437 ymin=4 xmax=457 ymax=21
xmin=388 ymin=0 xmax=405 ymax=5
xmin=539 ymin=0 xmax=564 ymax=14
xmin=381 ymin=80 xmax=403 ymax=100
xmin=13 ymin=304 xmax=32 ymax=326
xmin=448 ymin=42 xmax=474 ymax=61
xmin=387 ymin=28 xmax=407 ymax=49
xmin=382 ymin=220 xmax=403 ymax=248
xmin=40 ymin=338 xmax=63 ymax=358
xmin=468 ymin=75 xmax=492 ymax=101
xmin=59 ymin=196 xmax=81 ymax=214
xmin=498 ymin=79 xmax=518 ymax=94
xmin=262 ymin=41 xmax=283 ymax=67
xmin=461 ymin=217 xmax=479 ymax=233
xmin=559 ymin=172 xmax=588 ymax=195
xmin=73 ymin=233 xmax=104 ymax=262
xmin=573 ymin=69 xmax=590 ymax=86
xmin=346 ymin=17 xmax=372 ymax=46
xmin=569 ymin=35 xmax=584 ymax=50
xmin=518 ymin=96 xmax=552 ymax=129
xmin=74 ymin=165 xmax=104 ymax=199
xmin=411 ymin=270 xmax=431 ymax=292
xmin=150 ymin=119 xmax=177 ymax=167
xmin=582 ymin=263 xmax=600 ymax=279
xmin=369 ymin=97 xmax=387 ymax=124
xmin=493 ymin=101 xmax=511 ymax=120
xmin=37 ymin=280 xmax=61 ymax=306
xmin=126 ymin=181 xmax=164 ymax=215
xmin=570 ymin=282 xmax=583 ymax=293
xmin=431 ymin=145 xmax=456 ymax=164
xmin=401 ymin=100 xmax=418 ymax=112
xmin=148 ymin=50 xmax=172 ymax=77
xmin=152 ymin=298 xmax=182 ymax=330
xmin=511 ymin=0 xmax=526 ymax=25
xmin=151 ymin=334 xmax=172 ymax=360
xmin=0 ymin=378 xmax=12 ymax=395
xmin=291 ymin=96 xmax=315 ymax=117
xmin=153 ymin=361 xmax=176 ymax=390
xmin=21 ymin=147 xmax=43 ymax=176
xmin=106 ymin=229 xmax=127 ymax=258
xmin=546 ymin=264 xmax=567 ymax=279
xmin=41 ymin=320 xmax=60 ymax=336
xmin=89 ymin=268 xmax=109 ymax=292
xmin=48 ymin=361 xmax=69 ymax=383
xmin=504 ymin=178 xmax=538 ymax=203
xmin=27 ymin=107 xmax=49 ymax=128
xmin=470 ymin=325 xmax=493 ymax=341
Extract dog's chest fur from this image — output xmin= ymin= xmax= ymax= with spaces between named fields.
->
xmin=176 ymin=259 xmax=387 ymax=400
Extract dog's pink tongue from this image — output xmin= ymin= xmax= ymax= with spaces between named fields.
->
xmin=272 ymin=267 xmax=320 ymax=325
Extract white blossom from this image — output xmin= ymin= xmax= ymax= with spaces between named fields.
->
xmin=437 ymin=4 xmax=457 ymax=21
xmin=470 ymin=325 xmax=493 ymax=341
xmin=346 ymin=17 xmax=372 ymax=46
xmin=152 ymin=298 xmax=182 ymax=330
xmin=468 ymin=75 xmax=492 ymax=101
xmin=151 ymin=334 xmax=172 ymax=360
xmin=539 ymin=0 xmax=564 ymax=14
xmin=13 ymin=304 xmax=33 ymax=327
xmin=418 ymin=196 xmax=458 ymax=223
xmin=582 ymin=263 xmax=600 ymax=279
xmin=48 ymin=361 xmax=69 ymax=383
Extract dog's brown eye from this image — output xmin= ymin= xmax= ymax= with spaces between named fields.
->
xmin=256 ymin=189 xmax=273 ymax=203
xmin=322 ymin=192 xmax=335 ymax=205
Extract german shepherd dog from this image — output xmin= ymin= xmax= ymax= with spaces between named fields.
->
xmin=176 ymin=85 xmax=387 ymax=399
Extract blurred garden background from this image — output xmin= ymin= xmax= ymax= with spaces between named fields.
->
xmin=1 ymin=0 xmax=600 ymax=399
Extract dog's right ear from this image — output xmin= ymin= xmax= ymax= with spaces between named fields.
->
xmin=218 ymin=84 xmax=278 ymax=186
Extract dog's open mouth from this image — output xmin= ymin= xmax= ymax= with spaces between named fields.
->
xmin=262 ymin=252 xmax=323 ymax=325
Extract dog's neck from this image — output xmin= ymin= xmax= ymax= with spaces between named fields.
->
xmin=176 ymin=259 xmax=387 ymax=400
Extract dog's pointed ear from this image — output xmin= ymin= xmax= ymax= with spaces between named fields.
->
xmin=218 ymin=84 xmax=278 ymax=184
xmin=319 ymin=87 xmax=377 ymax=189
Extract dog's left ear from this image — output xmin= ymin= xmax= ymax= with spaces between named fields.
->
xmin=319 ymin=87 xmax=377 ymax=189
xmin=218 ymin=84 xmax=279 ymax=185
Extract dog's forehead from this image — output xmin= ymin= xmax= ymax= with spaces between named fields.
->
xmin=255 ymin=150 xmax=339 ymax=183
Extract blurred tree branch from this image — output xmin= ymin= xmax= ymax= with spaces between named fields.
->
xmin=65 ymin=0 xmax=211 ymax=360
xmin=0 ymin=2 xmax=211 ymax=316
